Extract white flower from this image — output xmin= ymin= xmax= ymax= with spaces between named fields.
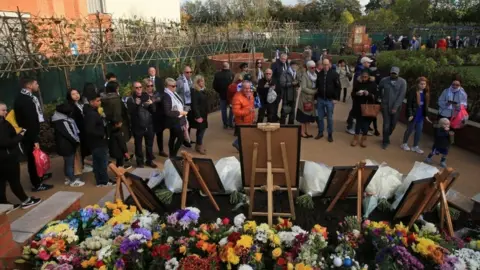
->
xmin=292 ymin=225 xmax=307 ymax=235
xmin=167 ymin=236 xmax=174 ymax=244
xmin=216 ymin=218 xmax=222 ymax=225
xmin=185 ymin=207 xmax=200 ymax=215
xmin=234 ymin=214 xmax=246 ymax=227
xmin=421 ymin=222 xmax=437 ymax=234
xmin=352 ymin=229 xmax=360 ymax=238
xmin=219 ymin=237 xmax=228 ymax=247
xmin=165 ymin=258 xmax=179 ymax=270
xmin=278 ymin=231 xmax=295 ymax=247
xmin=238 ymin=265 xmax=253 ymax=270
xmin=455 ymin=248 xmax=480 ymax=270
xmin=97 ymin=245 xmax=112 ymax=260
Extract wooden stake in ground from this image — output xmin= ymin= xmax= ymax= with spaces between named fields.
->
xmin=179 ymin=151 xmax=220 ymax=211
xmin=246 ymin=123 xmax=296 ymax=226
xmin=109 ymin=163 xmax=143 ymax=212
xmin=326 ymin=161 xmax=366 ymax=224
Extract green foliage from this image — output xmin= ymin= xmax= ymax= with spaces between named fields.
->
xmin=340 ymin=10 xmax=355 ymax=25
xmin=119 ymin=82 xmax=133 ymax=98
xmin=469 ymin=54 xmax=480 ymax=65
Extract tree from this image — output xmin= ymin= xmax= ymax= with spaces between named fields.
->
xmin=340 ymin=10 xmax=355 ymax=25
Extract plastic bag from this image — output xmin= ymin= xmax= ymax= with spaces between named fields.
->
xmin=163 ymin=159 xmax=183 ymax=193
xmin=391 ymin=161 xmax=439 ymax=210
xmin=147 ymin=170 xmax=164 ymax=189
xmin=215 ymin=156 xmax=242 ymax=193
xmin=363 ymin=196 xmax=378 ymax=218
xmin=451 ymin=105 xmax=469 ymax=129
xmin=299 ymin=161 xmax=332 ymax=196
xmin=365 ymin=163 xmax=403 ymax=198
xmin=33 ymin=148 xmax=51 ymax=178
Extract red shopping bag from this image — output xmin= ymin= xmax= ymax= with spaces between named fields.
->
xmin=33 ymin=148 xmax=51 ymax=178
xmin=451 ymin=105 xmax=469 ymax=129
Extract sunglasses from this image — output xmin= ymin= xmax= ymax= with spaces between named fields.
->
xmin=135 ymin=86 xmax=142 ymax=89
xmin=265 ymin=73 xmax=272 ymax=75
xmin=185 ymin=71 xmax=192 ymax=74
xmin=147 ymin=85 xmax=153 ymax=87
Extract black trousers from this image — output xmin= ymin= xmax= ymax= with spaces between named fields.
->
xmin=22 ymin=140 xmax=42 ymax=188
xmin=280 ymin=102 xmax=295 ymax=125
xmin=133 ymin=128 xmax=154 ymax=165
xmin=0 ymin=159 xmax=29 ymax=204
xmin=168 ymin=126 xmax=184 ymax=157
xmin=342 ymin=88 xmax=348 ymax=102
xmin=116 ymin=158 xmax=124 ymax=167
xmin=156 ymin=127 xmax=165 ymax=153
xmin=257 ymin=102 xmax=276 ymax=123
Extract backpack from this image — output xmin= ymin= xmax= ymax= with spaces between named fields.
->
xmin=6 ymin=110 xmax=22 ymax=134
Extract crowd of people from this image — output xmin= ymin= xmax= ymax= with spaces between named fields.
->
xmin=0 ymin=49 xmax=469 ymax=213
xmin=383 ymin=34 xmax=480 ymax=51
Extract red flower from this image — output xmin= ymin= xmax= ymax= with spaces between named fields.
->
xmin=222 ymin=218 xmax=230 ymax=225
xmin=465 ymin=237 xmax=472 ymax=242
xmin=152 ymin=244 xmax=171 ymax=260
xmin=30 ymin=241 xmax=39 ymax=249
xmin=131 ymin=220 xmax=140 ymax=229
xmin=277 ymin=257 xmax=287 ymax=266
xmin=189 ymin=230 xmax=196 ymax=237
xmin=227 ymin=232 xmax=241 ymax=243
xmin=95 ymin=261 xmax=105 ymax=268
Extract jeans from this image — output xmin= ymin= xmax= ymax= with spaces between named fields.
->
xmin=382 ymin=108 xmax=401 ymax=144
xmin=168 ymin=126 xmax=184 ymax=157
xmin=220 ymin=100 xmax=233 ymax=127
xmin=22 ymin=140 xmax=42 ymax=188
xmin=196 ymin=128 xmax=207 ymax=145
xmin=403 ymin=120 xmax=424 ymax=147
xmin=63 ymin=155 xmax=75 ymax=181
xmin=91 ymin=147 xmax=109 ymax=185
xmin=133 ymin=128 xmax=155 ymax=165
xmin=316 ymin=98 xmax=335 ymax=135
xmin=355 ymin=117 xmax=372 ymax=135
xmin=0 ymin=160 xmax=28 ymax=203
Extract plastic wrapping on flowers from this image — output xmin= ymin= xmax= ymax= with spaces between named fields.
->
xmin=14 ymin=200 xmax=480 ymax=270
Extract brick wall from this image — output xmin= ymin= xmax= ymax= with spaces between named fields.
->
xmin=0 ymin=213 xmax=21 ymax=270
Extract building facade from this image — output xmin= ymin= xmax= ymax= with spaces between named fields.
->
xmin=88 ymin=0 xmax=181 ymax=22
xmin=0 ymin=0 xmax=88 ymax=18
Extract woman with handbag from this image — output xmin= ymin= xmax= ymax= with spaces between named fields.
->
xmin=351 ymin=71 xmax=379 ymax=147
xmin=297 ymin=61 xmax=318 ymax=138
xmin=401 ymin=77 xmax=432 ymax=154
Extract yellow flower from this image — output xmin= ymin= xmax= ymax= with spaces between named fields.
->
xmin=106 ymin=202 xmax=118 ymax=210
xmin=236 ymin=235 xmax=253 ymax=249
xmin=153 ymin=232 xmax=160 ymax=240
xmin=243 ymin=221 xmax=257 ymax=233
xmin=254 ymin=252 xmax=262 ymax=262
xmin=295 ymin=263 xmax=312 ymax=270
xmin=98 ymin=266 xmax=106 ymax=270
xmin=92 ymin=204 xmax=100 ymax=209
xmin=272 ymin=248 xmax=282 ymax=258
xmin=146 ymin=241 xmax=152 ymax=248
xmin=179 ymin=245 xmax=187 ymax=255
xmin=129 ymin=206 xmax=137 ymax=213
xmin=227 ymin=247 xmax=240 ymax=265
xmin=161 ymin=223 xmax=166 ymax=229
xmin=412 ymin=237 xmax=438 ymax=256
xmin=81 ymin=261 xmax=89 ymax=268
xmin=288 ymin=263 xmax=294 ymax=270
xmin=112 ymin=209 xmax=121 ymax=216
xmin=272 ymin=235 xmax=281 ymax=246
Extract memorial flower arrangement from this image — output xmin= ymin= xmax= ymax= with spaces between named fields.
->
xmin=15 ymin=201 xmax=479 ymax=270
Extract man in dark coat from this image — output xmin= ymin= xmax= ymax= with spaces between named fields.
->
xmin=127 ymin=81 xmax=157 ymax=168
xmin=279 ymin=61 xmax=299 ymax=125
xmin=271 ymin=53 xmax=289 ymax=122
xmin=147 ymin=67 xmax=164 ymax=94
xmin=315 ymin=59 xmax=341 ymax=142
xmin=213 ymin=62 xmax=234 ymax=129
xmin=101 ymin=81 xmax=131 ymax=143
xmin=14 ymin=77 xmax=53 ymax=192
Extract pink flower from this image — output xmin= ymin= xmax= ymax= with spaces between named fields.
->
xmin=38 ymin=250 xmax=51 ymax=261
xmin=222 ymin=218 xmax=230 ymax=225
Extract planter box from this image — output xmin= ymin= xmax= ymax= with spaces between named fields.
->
xmin=399 ymin=103 xmax=480 ymax=156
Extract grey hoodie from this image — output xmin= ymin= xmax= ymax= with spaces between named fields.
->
xmin=378 ymin=77 xmax=407 ymax=111
xmin=51 ymin=111 xmax=80 ymax=142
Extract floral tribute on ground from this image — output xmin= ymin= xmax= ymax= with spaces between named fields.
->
xmin=15 ymin=200 xmax=480 ymax=270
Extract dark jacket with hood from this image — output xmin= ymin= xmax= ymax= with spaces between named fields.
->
xmin=83 ymin=104 xmax=107 ymax=150
xmin=0 ymin=117 xmax=23 ymax=162
xmin=316 ymin=68 xmax=341 ymax=100
xmin=14 ymin=93 xmax=41 ymax=143
xmin=213 ymin=69 xmax=234 ymax=100
xmin=101 ymin=92 xmax=131 ymax=141
xmin=51 ymin=104 xmax=80 ymax=157
xmin=126 ymin=92 xmax=155 ymax=134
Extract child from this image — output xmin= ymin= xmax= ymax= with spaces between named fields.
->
xmin=51 ymin=103 xmax=85 ymax=187
xmin=424 ymin=118 xmax=454 ymax=168
xmin=84 ymin=93 xmax=114 ymax=187
xmin=109 ymin=120 xmax=131 ymax=170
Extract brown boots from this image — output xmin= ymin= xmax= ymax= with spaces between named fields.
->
xmin=351 ymin=135 xmax=367 ymax=148
xmin=195 ymin=144 xmax=206 ymax=155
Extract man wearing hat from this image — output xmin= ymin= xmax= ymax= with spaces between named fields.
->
xmin=378 ymin=66 xmax=407 ymax=149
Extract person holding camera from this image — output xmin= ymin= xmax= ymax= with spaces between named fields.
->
xmin=280 ymin=61 xmax=300 ymax=125
xmin=0 ymin=102 xmax=41 ymax=211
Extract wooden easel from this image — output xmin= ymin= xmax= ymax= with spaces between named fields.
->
xmin=407 ymin=168 xmax=455 ymax=236
xmin=246 ymin=123 xmax=296 ymax=227
xmin=326 ymin=161 xmax=366 ymax=224
xmin=108 ymin=163 xmax=143 ymax=212
xmin=179 ymin=151 xmax=220 ymax=211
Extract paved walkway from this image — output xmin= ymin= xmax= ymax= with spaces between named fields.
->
xmin=6 ymin=101 xmax=480 ymax=221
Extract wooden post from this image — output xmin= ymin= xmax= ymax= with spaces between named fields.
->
xmin=248 ymin=143 xmax=259 ymax=219
xmin=109 ymin=163 xmax=143 ymax=211
xmin=180 ymin=158 xmax=190 ymax=209
xmin=281 ymin=142 xmax=296 ymax=220
xmin=357 ymin=166 xmax=363 ymax=224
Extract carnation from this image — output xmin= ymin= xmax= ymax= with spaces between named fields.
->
xmin=234 ymin=214 xmax=246 ymax=227
xmin=165 ymin=257 xmax=179 ymax=270
xmin=238 ymin=264 xmax=254 ymax=270
xmin=421 ymin=222 xmax=437 ymax=234
xmin=278 ymin=231 xmax=296 ymax=247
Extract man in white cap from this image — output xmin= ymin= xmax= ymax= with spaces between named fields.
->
xmin=378 ymin=66 xmax=407 ymax=149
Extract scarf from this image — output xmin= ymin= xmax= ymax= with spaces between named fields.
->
xmin=21 ymin=89 xmax=44 ymax=123
xmin=182 ymin=75 xmax=192 ymax=104
xmin=446 ymin=86 xmax=467 ymax=109
xmin=75 ymin=101 xmax=84 ymax=116
xmin=165 ymin=88 xmax=184 ymax=116
xmin=307 ymin=71 xmax=317 ymax=88
xmin=257 ymin=68 xmax=264 ymax=81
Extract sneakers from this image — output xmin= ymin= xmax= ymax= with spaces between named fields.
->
xmin=82 ymin=165 xmax=93 ymax=173
xmin=382 ymin=143 xmax=389 ymax=150
xmin=440 ymin=161 xmax=447 ymax=168
xmin=232 ymin=142 xmax=239 ymax=151
xmin=374 ymin=130 xmax=380 ymax=136
xmin=411 ymin=146 xmax=424 ymax=154
xmin=64 ymin=178 xmax=72 ymax=185
xmin=400 ymin=143 xmax=411 ymax=151
xmin=345 ymin=128 xmax=355 ymax=135
xmin=424 ymin=157 xmax=432 ymax=164
xmin=21 ymin=197 xmax=42 ymax=209
xmin=97 ymin=182 xmax=116 ymax=187
xmin=70 ymin=179 xmax=85 ymax=187
xmin=367 ymin=131 xmax=374 ymax=136
xmin=32 ymin=183 xmax=53 ymax=192
xmin=315 ymin=133 xmax=324 ymax=140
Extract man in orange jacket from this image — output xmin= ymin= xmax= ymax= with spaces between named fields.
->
xmin=232 ymin=81 xmax=255 ymax=151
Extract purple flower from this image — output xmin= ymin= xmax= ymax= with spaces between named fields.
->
xmin=112 ymin=224 xmax=125 ymax=236
xmin=440 ymin=255 xmax=460 ymax=270
xmin=167 ymin=213 xmax=178 ymax=225
xmin=134 ymin=228 xmax=152 ymax=241
xmin=115 ymin=258 xmax=125 ymax=269
xmin=391 ymin=246 xmax=424 ymax=270
xmin=120 ymin=238 xmax=142 ymax=254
